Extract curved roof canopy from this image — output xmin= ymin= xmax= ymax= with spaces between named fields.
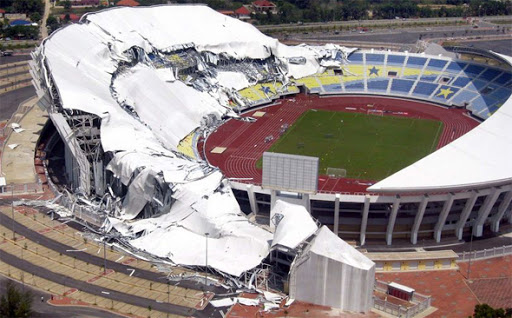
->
xmin=368 ymin=53 xmax=512 ymax=193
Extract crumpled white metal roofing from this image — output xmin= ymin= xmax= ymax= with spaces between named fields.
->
xmin=37 ymin=5 xmax=356 ymax=276
xmin=369 ymin=53 xmax=512 ymax=193
xmin=271 ymin=200 xmax=318 ymax=249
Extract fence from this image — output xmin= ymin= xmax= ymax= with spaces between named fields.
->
xmin=458 ymin=245 xmax=512 ymax=262
xmin=374 ymin=279 xmax=432 ymax=318
xmin=0 ymin=183 xmax=43 ymax=196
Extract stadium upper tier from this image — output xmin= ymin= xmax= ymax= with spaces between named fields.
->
xmin=233 ymin=51 xmax=512 ymax=193
xmin=367 ymin=53 xmax=512 ymax=193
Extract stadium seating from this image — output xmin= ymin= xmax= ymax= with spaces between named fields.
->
xmin=234 ymin=50 xmax=512 ymax=120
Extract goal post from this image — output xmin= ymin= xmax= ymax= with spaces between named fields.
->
xmin=367 ymin=109 xmax=384 ymax=116
xmin=326 ymin=167 xmax=347 ymax=178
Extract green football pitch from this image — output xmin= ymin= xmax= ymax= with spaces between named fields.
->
xmin=258 ymin=110 xmax=443 ymax=180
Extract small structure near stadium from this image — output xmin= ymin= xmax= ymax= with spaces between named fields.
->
xmin=289 ymin=226 xmax=375 ymax=312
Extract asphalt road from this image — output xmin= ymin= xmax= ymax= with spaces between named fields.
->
xmin=0 ymin=208 xmax=226 ymax=318
xmin=0 ymin=210 xmax=225 ymax=294
xmin=0 ymin=249 xmax=197 ymax=317
xmin=463 ymin=38 xmax=512 ymax=56
xmin=291 ymin=25 xmax=509 ymax=44
xmin=0 ymin=86 xmax=36 ymax=122
xmin=0 ymin=54 xmax=32 ymax=65
xmin=0 ymin=276 xmax=126 ymax=318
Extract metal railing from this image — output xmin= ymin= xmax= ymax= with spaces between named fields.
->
xmin=374 ymin=280 xmax=432 ymax=318
xmin=458 ymin=245 xmax=512 ymax=262
xmin=0 ymin=183 xmax=43 ymax=195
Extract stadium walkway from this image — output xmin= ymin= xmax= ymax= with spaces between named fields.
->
xmin=1 ymin=97 xmax=47 ymax=185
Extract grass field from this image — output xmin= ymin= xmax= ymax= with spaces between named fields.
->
xmin=258 ymin=110 xmax=443 ymax=180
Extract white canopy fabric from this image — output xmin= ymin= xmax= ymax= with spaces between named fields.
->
xmin=369 ymin=53 xmax=512 ymax=193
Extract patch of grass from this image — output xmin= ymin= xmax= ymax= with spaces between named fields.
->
xmin=257 ymin=110 xmax=443 ymax=180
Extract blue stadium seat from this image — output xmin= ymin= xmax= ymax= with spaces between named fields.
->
xmin=470 ymin=96 xmax=489 ymax=114
xmin=452 ymin=77 xmax=472 ymax=88
xmin=451 ymin=90 xmax=478 ymax=105
xmin=477 ymin=108 xmax=491 ymax=119
xmin=464 ymin=64 xmax=485 ymax=77
xmin=390 ymin=79 xmax=414 ymax=94
xmin=345 ymin=81 xmax=365 ymax=91
xmin=419 ymin=75 xmax=438 ymax=82
xmin=323 ymin=84 xmax=343 ymax=93
xmin=467 ymin=79 xmax=489 ymax=91
xmin=426 ymin=59 xmax=448 ymax=70
xmin=487 ymin=103 xmax=501 ymax=114
xmin=406 ymin=56 xmax=427 ymax=68
xmin=412 ymin=82 xmax=438 ymax=98
xmin=348 ymin=53 xmax=364 ymax=63
xmin=387 ymin=55 xmax=406 ymax=66
xmin=445 ymin=61 xmax=467 ymax=74
xmin=479 ymin=69 xmax=501 ymax=82
xmin=489 ymin=87 xmax=512 ymax=101
xmin=494 ymin=72 xmax=512 ymax=86
xmin=366 ymin=53 xmax=385 ymax=65
xmin=367 ymin=79 xmax=389 ymax=91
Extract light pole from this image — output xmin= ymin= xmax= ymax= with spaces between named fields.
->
xmin=103 ymin=228 xmax=107 ymax=275
xmin=167 ymin=281 xmax=170 ymax=318
xmin=467 ymin=229 xmax=474 ymax=282
xmin=11 ymin=183 xmax=15 ymax=240
xmin=204 ymin=232 xmax=209 ymax=292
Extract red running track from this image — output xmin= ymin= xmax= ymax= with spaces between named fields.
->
xmin=203 ymin=94 xmax=480 ymax=194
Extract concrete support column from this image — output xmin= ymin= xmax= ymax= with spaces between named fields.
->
xmin=360 ymin=195 xmax=370 ymax=246
xmin=247 ymin=185 xmax=259 ymax=215
xmin=411 ymin=194 xmax=429 ymax=245
xmin=303 ymin=193 xmax=311 ymax=214
xmin=333 ymin=194 xmax=340 ymax=237
xmin=270 ymin=190 xmax=277 ymax=211
xmin=455 ymin=190 xmax=479 ymax=240
xmin=473 ymin=187 xmax=501 ymax=237
xmin=386 ymin=195 xmax=401 ymax=246
xmin=491 ymin=190 xmax=512 ymax=232
xmin=434 ymin=193 xmax=455 ymax=242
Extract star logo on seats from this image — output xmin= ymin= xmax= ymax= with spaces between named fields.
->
xmin=436 ymin=87 xmax=454 ymax=99
xmin=369 ymin=66 xmax=379 ymax=76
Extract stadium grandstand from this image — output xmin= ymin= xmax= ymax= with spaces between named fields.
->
xmin=26 ymin=4 xmax=511 ymax=301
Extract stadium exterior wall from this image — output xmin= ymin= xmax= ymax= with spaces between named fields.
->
xmin=230 ymin=181 xmax=512 ymax=245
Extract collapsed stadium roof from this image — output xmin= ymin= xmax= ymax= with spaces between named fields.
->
xmin=31 ymin=5 xmax=356 ymax=277
xmin=30 ymin=3 xmax=512 ymax=279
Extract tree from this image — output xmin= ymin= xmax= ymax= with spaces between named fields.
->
xmin=62 ymin=0 xmax=72 ymax=11
xmin=29 ymin=12 xmax=41 ymax=23
xmin=0 ymin=280 xmax=33 ymax=318
xmin=472 ymin=303 xmax=512 ymax=318
xmin=12 ymin=0 xmax=44 ymax=15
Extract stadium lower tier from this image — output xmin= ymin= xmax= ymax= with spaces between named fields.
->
xmin=203 ymin=94 xmax=512 ymax=245
xmin=229 ymin=181 xmax=512 ymax=246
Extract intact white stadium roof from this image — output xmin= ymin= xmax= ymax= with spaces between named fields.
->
xmin=368 ymin=52 xmax=512 ymax=193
